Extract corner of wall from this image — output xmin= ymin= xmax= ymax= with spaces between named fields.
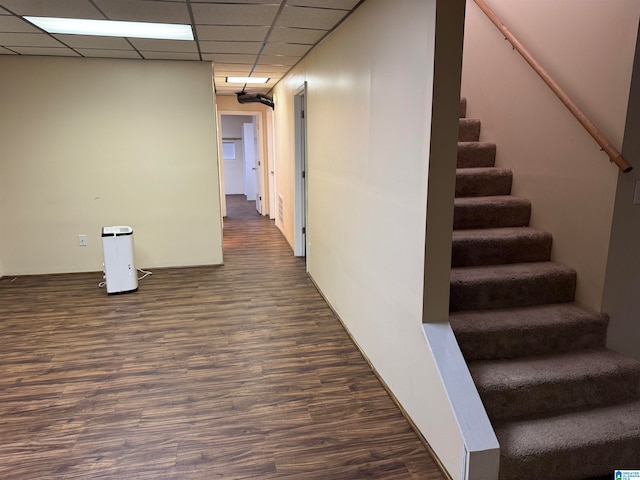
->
xmin=602 ymin=18 xmax=640 ymax=361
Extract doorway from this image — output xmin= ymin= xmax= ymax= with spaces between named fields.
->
xmin=218 ymin=111 xmax=269 ymax=218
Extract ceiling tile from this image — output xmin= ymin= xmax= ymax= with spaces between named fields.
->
xmin=251 ymin=64 xmax=291 ymax=75
xmin=53 ymin=34 xmax=132 ymax=49
xmin=268 ymin=26 xmax=325 ymax=44
xmin=196 ymin=25 xmax=268 ymax=42
xmin=210 ymin=62 xmax=251 ymax=74
xmin=129 ymin=38 xmax=197 ymax=53
xmin=201 ymin=52 xmax=256 ymax=63
xmin=140 ymin=50 xmax=199 ymax=60
xmin=0 ymin=14 xmax=40 ymax=33
xmin=288 ymin=0 xmax=361 ymax=9
xmin=92 ymin=0 xmax=191 ymax=23
xmin=0 ymin=0 xmax=103 ymax=18
xmin=75 ymin=48 xmax=142 ymax=59
xmin=191 ymin=3 xmax=279 ymax=26
xmin=9 ymin=46 xmax=80 ymax=56
xmin=262 ymin=42 xmax=311 ymax=57
xmin=257 ymin=54 xmax=298 ymax=66
xmin=0 ymin=32 xmax=63 ymax=47
xmin=199 ymin=40 xmax=261 ymax=55
xmin=275 ymin=5 xmax=348 ymax=30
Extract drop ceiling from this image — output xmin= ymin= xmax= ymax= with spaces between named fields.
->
xmin=0 ymin=0 xmax=363 ymax=95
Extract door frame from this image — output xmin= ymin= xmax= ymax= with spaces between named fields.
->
xmin=266 ymin=108 xmax=277 ymax=220
xmin=217 ymin=110 xmax=270 ymax=216
xmin=293 ymin=83 xmax=308 ymax=259
xmin=242 ymin=121 xmax=258 ymax=205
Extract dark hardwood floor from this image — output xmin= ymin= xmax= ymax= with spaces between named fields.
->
xmin=0 ymin=194 xmax=446 ymax=479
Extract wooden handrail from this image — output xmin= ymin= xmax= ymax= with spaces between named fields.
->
xmin=473 ymin=0 xmax=633 ymax=173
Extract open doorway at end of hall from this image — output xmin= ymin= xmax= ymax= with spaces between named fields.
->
xmin=219 ymin=112 xmax=272 ymax=219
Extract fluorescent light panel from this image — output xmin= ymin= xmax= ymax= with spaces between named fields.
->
xmin=24 ymin=16 xmax=194 ymax=41
xmin=226 ymin=77 xmax=269 ymax=84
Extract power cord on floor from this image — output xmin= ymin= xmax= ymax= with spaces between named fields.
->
xmin=98 ymin=267 xmax=153 ymax=288
xmin=137 ymin=268 xmax=153 ymax=280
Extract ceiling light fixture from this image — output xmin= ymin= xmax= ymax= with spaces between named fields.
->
xmin=24 ymin=16 xmax=194 ymax=41
xmin=226 ymin=77 xmax=269 ymax=84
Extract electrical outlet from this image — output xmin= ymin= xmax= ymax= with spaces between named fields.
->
xmin=78 ymin=234 xmax=87 ymax=246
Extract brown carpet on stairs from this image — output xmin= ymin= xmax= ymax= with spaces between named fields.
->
xmin=450 ymin=98 xmax=640 ymax=480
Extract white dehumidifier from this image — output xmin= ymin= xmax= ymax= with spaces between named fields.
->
xmin=101 ymin=226 xmax=138 ymax=294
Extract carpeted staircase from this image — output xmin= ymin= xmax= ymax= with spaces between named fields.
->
xmin=450 ymin=98 xmax=640 ymax=480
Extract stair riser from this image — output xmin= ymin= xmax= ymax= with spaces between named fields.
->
xmin=460 ymin=98 xmax=467 ymax=118
xmin=449 ymin=272 xmax=576 ymax=311
xmin=454 ymin=321 xmax=607 ymax=361
xmin=453 ymin=202 xmax=531 ymax=230
xmin=459 ymin=119 xmax=481 ymax=142
xmin=476 ymin=373 xmax=640 ymax=421
xmin=458 ymin=142 xmax=496 ymax=168
xmin=452 ymin=234 xmax=551 ymax=267
xmin=456 ymin=171 xmax=513 ymax=197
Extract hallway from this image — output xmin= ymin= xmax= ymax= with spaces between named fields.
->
xmin=0 ymin=195 xmax=445 ymax=479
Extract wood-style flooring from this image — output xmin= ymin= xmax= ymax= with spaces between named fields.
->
xmin=0 ymin=194 xmax=446 ymax=479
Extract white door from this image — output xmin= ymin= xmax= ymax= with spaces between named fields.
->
xmin=294 ymin=85 xmax=307 ymax=258
xmin=242 ymin=122 xmax=257 ymax=203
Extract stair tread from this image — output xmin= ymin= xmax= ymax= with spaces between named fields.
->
xmin=469 ymin=347 xmax=640 ymax=391
xmin=450 ymin=261 xmax=575 ymax=283
xmin=452 ymin=226 xmax=550 ymax=242
xmin=451 ymin=303 xmax=608 ymax=361
xmin=496 ymin=400 xmax=640 ymax=458
xmin=452 ymin=227 xmax=552 ymax=267
xmin=450 ymin=302 xmax=606 ymax=334
xmin=457 ymin=142 xmax=496 ymax=168
xmin=453 ymin=196 xmax=532 ymax=230
xmin=459 ymin=123 xmax=480 ymax=142
xmin=455 ymin=167 xmax=513 ymax=197
xmin=456 ymin=167 xmax=511 ymax=176
xmin=454 ymin=195 xmax=529 ymax=207
xmin=496 ymin=401 xmax=640 ymax=479
xmin=458 ymin=141 xmax=496 ymax=149
xmin=450 ymin=262 xmax=576 ymax=311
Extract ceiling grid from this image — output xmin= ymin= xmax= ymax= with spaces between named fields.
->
xmin=0 ymin=0 xmax=363 ymax=95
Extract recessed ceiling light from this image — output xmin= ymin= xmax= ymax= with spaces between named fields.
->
xmin=24 ymin=16 xmax=194 ymax=41
xmin=226 ymin=77 xmax=269 ymax=84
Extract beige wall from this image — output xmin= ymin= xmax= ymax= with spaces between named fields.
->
xmin=461 ymin=0 xmax=639 ymax=310
xmin=272 ymin=79 xmax=299 ymax=249
xmin=0 ymin=56 xmax=223 ymax=275
xmin=273 ymin=0 xmax=471 ymax=477
xmin=603 ymin=23 xmax=640 ymax=362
